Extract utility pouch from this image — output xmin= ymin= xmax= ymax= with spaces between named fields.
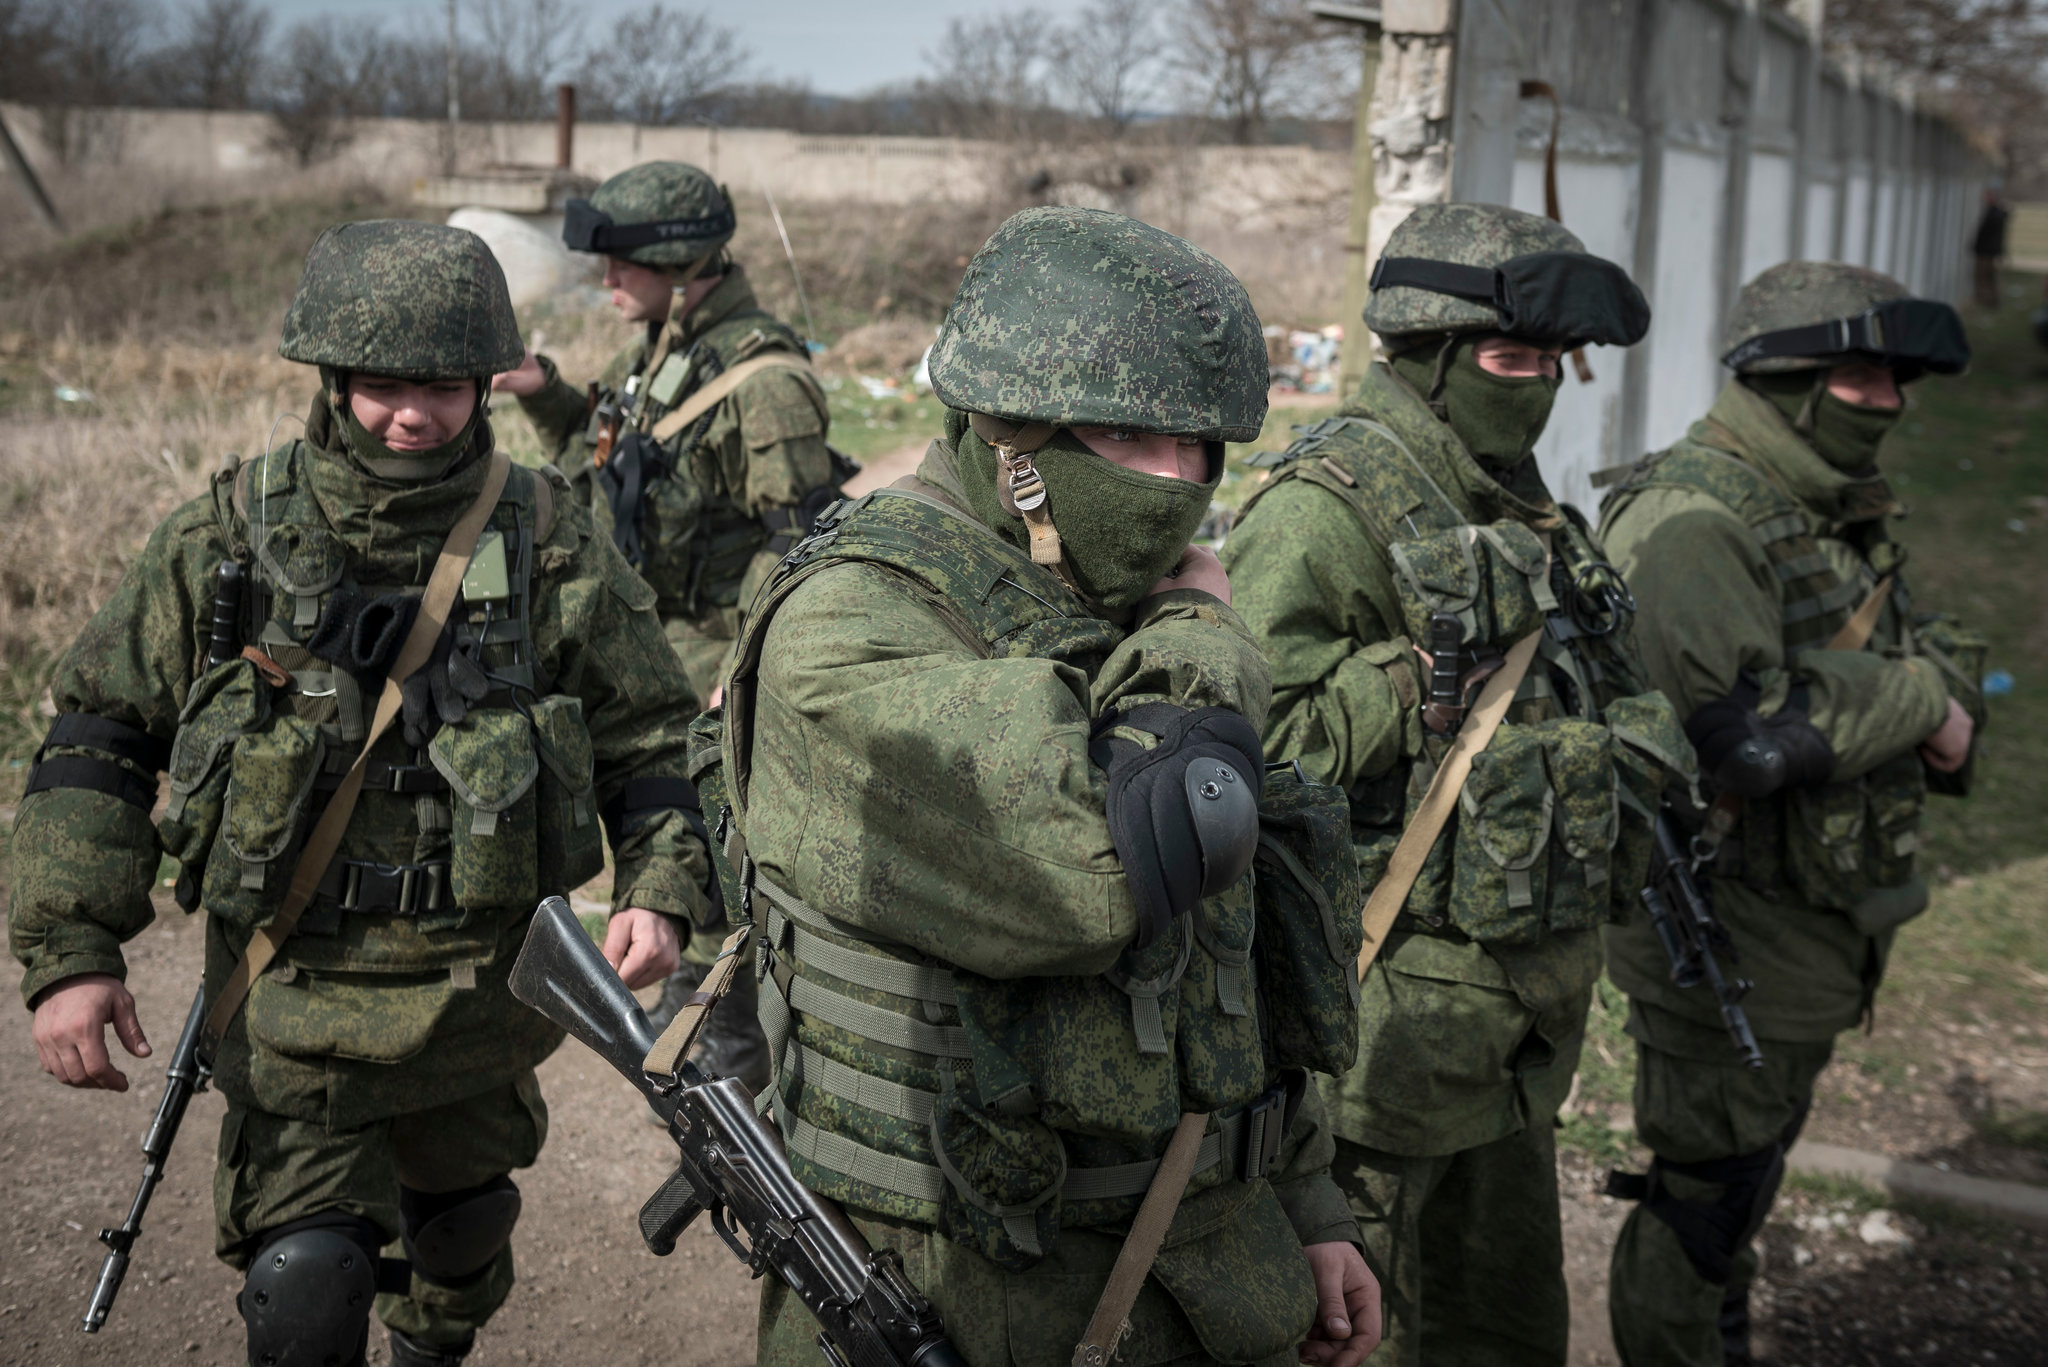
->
xmin=201 ymin=711 xmax=327 ymax=932
xmin=929 ymin=1069 xmax=1067 ymax=1272
xmin=161 ymin=657 xmax=275 ymax=909
xmin=1603 ymin=692 xmax=1696 ymax=922
xmin=532 ymin=695 xmax=603 ymax=896
xmin=1181 ymin=881 xmax=1267 ymax=1111
xmin=428 ymin=708 xmax=540 ymax=910
xmin=1250 ymin=765 xmax=1363 ymax=1075
xmin=1782 ymin=747 xmax=1925 ymax=913
xmin=1387 ymin=521 xmax=1548 ymax=650
xmin=1451 ymin=719 xmax=1616 ymax=943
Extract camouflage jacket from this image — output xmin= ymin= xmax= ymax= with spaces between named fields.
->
xmin=10 ymin=422 xmax=711 ymax=1125
xmin=723 ymin=437 xmax=1356 ymax=1357
xmin=1223 ymin=361 xmax=1691 ymax=1156
xmin=519 ymin=268 xmax=833 ymax=653
xmin=1597 ymin=378 xmax=1970 ymax=1040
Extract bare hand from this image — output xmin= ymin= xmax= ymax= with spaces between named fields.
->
xmin=30 ymin=973 xmax=151 ymax=1091
xmin=1298 ymin=1240 xmax=1382 ymax=1367
xmin=491 ymin=350 xmax=547 ymax=397
xmin=602 ymin=907 xmax=682 ymax=990
xmin=1147 ymin=544 xmax=1232 ymax=606
xmin=1920 ymin=695 xmax=1974 ymax=773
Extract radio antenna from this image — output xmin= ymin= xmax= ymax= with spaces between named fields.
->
xmin=762 ymin=185 xmax=817 ymax=347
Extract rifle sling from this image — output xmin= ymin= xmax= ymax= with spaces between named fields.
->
xmin=1070 ymin=1110 xmax=1211 ymax=1367
xmin=200 ymin=452 xmax=512 ymax=1058
xmin=1824 ymin=574 xmax=1893 ymax=652
xmin=643 ymin=925 xmax=752 ymax=1077
xmin=1355 ymin=628 xmax=1544 ymax=979
xmin=647 ymin=354 xmax=823 ymax=443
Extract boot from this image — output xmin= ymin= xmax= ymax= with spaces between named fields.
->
xmin=1717 ymin=1283 xmax=1753 ymax=1367
xmin=387 ymin=1328 xmax=472 ymax=1367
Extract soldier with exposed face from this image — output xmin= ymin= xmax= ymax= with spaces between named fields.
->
xmin=1597 ymin=262 xmax=1979 ymax=1367
xmin=1220 ymin=202 xmax=1673 ymax=1365
xmin=714 ymin=206 xmax=1381 ymax=1367
xmin=12 ymin=221 xmax=715 ymax=1367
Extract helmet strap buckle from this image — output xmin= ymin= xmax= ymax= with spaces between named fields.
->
xmin=970 ymin=413 xmax=1065 ymax=567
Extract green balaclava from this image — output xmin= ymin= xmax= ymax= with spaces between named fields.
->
xmin=1745 ymin=371 xmax=1903 ymax=472
xmin=311 ymin=368 xmax=490 ymax=483
xmin=949 ymin=411 xmax=1218 ymax=613
xmin=1391 ymin=336 xmax=1563 ymax=467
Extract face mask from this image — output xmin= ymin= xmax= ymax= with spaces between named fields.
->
xmin=955 ymin=419 xmax=1218 ymax=612
xmin=1747 ymin=372 xmax=1903 ymax=472
xmin=1393 ymin=342 xmax=1562 ymax=466
xmin=318 ymin=378 xmax=486 ymax=483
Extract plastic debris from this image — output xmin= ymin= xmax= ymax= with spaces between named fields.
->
xmin=2008 ymin=518 xmax=2029 ymax=534
xmin=1857 ymin=1209 xmax=1911 ymax=1247
xmin=52 ymin=385 xmax=92 ymax=403
xmin=857 ymin=375 xmax=902 ymax=400
xmin=1983 ymin=669 xmax=2015 ymax=697
xmin=1265 ymin=323 xmax=1344 ymax=395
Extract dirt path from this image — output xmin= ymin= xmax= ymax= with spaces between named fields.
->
xmin=0 ymin=901 xmax=760 ymax=1367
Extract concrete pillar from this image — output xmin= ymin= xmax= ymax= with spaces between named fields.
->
xmin=1365 ymin=0 xmax=1458 ymax=326
xmin=1620 ymin=0 xmax=1672 ymax=463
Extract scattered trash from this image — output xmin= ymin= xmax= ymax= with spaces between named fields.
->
xmin=1857 ymin=1209 xmax=1912 ymax=1247
xmin=53 ymin=385 xmax=92 ymax=403
xmin=1265 ymin=323 xmax=1343 ymax=394
xmin=1983 ymin=669 xmax=2015 ymax=697
xmin=1959 ymin=458 xmax=1975 ymax=471
xmin=856 ymin=375 xmax=902 ymax=401
xmin=1792 ymin=1245 xmax=1815 ymax=1267
xmin=806 ymin=339 xmax=828 ymax=355
xmin=914 ymin=344 xmax=934 ymax=394
xmin=2007 ymin=518 xmax=2029 ymax=533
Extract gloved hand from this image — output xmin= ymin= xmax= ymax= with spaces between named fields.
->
xmin=1684 ymin=682 xmax=1835 ymax=799
xmin=306 ymin=590 xmax=422 ymax=688
xmin=1090 ymin=703 xmax=1264 ymax=950
xmin=399 ymin=623 xmax=491 ymax=749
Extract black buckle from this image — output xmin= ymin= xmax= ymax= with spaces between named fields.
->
xmin=1241 ymin=1084 xmax=1287 ymax=1180
xmin=335 ymin=860 xmax=449 ymax=915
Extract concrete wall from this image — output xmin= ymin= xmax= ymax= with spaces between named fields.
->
xmin=1369 ymin=0 xmax=1986 ymax=511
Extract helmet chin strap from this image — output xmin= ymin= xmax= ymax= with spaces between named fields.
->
xmin=969 ymin=412 xmax=1066 ymax=569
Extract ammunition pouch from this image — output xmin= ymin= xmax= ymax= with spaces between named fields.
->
xmin=200 ymin=708 xmax=327 ymax=934
xmin=1251 ymin=765 xmax=1364 ymax=1075
xmin=427 ymin=708 xmax=541 ymax=912
xmin=532 ymin=695 xmax=604 ymax=895
xmin=1388 ymin=520 xmax=1549 ymax=655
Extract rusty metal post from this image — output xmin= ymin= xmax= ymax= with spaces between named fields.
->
xmin=556 ymin=84 xmax=576 ymax=169
xmin=0 ymin=109 xmax=62 ymax=233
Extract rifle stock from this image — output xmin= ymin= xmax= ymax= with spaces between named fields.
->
xmin=511 ymin=897 xmax=966 ymax=1367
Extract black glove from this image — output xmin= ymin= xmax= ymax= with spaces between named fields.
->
xmin=1684 ymin=678 xmax=1836 ymax=799
xmin=1090 ymin=703 xmax=1264 ymax=951
xmin=399 ymin=623 xmax=492 ymax=749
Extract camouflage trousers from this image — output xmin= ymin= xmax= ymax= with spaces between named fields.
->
xmin=1330 ymin=1124 xmax=1570 ymax=1367
xmin=1607 ymin=1003 xmax=1834 ymax=1367
xmin=756 ymin=1207 xmax=1306 ymax=1367
xmin=213 ymin=1071 xmax=548 ymax=1347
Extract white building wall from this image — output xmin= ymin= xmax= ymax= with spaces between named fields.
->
xmin=1803 ymin=181 xmax=1838 ymax=261
xmin=1742 ymin=153 xmax=1796 ymax=283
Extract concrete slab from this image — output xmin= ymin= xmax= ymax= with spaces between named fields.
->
xmin=1788 ymin=1139 xmax=2048 ymax=1232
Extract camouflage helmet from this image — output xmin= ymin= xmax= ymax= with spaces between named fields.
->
xmin=278 ymin=220 xmax=523 ymax=380
xmin=927 ymin=206 xmax=1267 ymax=442
xmin=1721 ymin=261 xmax=1968 ymax=377
xmin=1366 ymin=203 xmax=1589 ymax=342
xmin=562 ymin=162 xmax=736 ymax=271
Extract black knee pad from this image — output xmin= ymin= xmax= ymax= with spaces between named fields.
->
xmin=1641 ymin=1142 xmax=1787 ymax=1285
xmin=239 ymin=1214 xmax=382 ymax=1367
xmin=400 ymin=1174 xmax=521 ymax=1286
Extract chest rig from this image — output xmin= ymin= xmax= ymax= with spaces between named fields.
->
xmin=1245 ymin=414 xmax=1694 ymax=945
xmin=1602 ymin=440 xmax=1939 ymax=918
xmin=185 ymin=442 xmax=554 ymax=928
xmin=713 ymin=485 xmax=1355 ymax=1269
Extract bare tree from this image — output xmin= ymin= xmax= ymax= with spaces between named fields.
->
xmin=1174 ymin=0 xmax=1346 ymax=144
xmin=574 ymin=5 xmax=749 ymax=125
xmin=265 ymin=17 xmax=386 ymax=166
xmin=919 ymin=9 xmax=1060 ymax=140
xmin=465 ymin=0 xmax=581 ymax=119
xmin=147 ymin=0 xmax=271 ymax=109
xmin=1053 ymin=0 xmax=1163 ymax=134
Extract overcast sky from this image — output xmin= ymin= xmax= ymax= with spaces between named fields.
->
xmin=254 ymin=0 xmax=1093 ymax=96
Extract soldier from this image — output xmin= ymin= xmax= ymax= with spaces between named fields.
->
xmin=1597 ymin=261 xmax=1979 ymax=1367
xmin=715 ymin=206 xmax=1381 ymax=1367
xmin=14 ymin=220 xmax=715 ymax=1367
xmin=1220 ymin=202 xmax=1674 ymax=1365
xmin=494 ymin=160 xmax=833 ymax=1087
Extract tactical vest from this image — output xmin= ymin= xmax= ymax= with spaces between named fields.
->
xmin=1241 ymin=415 xmax=1695 ymax=944
xmin=152 ymin=442 xmax=604 ymax=967
xmin=577 ymin=313 xmax=840 ymax=617
xmin=709 ymin=486 xmax=1362 ymax=1272
xmin=1601 ymin=440 xmax=1952 ymax=922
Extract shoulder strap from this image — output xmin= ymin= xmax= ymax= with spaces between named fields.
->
xmin=200 ymin=452 xmax=513 ymax=1058
xmin=1355 ymin=629 xmax=1543 ymax=977
xmin=648 ymin=353 xmax=824 ymax=443
xmin=1244 ymin=415 xmax=1463 ymax=551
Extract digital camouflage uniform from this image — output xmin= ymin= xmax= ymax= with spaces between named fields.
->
xmin=720 ymin=207 xmax=1365 ymax=1367
xmin=519 ymin=163 xmax=836 ymax=1080
xmin=10 ymin=222 xmax=713 ymax=1367
xmin=1222 ymin=204 xmax=1677 ymax=1367
xmin=1597 ymin=262 xmax=1981 ymax=1367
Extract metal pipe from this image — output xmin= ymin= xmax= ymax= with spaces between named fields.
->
xmin=556 ymin=84 xmax=576 ymax=169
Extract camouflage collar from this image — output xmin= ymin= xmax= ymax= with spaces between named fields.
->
xmin=912 ymin=438 xmax=982 ymax=522
xmin=1695 ymin=379 xmax=1899 ymax=527
xmin=1351 ymin=361 xmax=1560 ymax=529
xmin=666 ymin=263 xmax=760 ymax=350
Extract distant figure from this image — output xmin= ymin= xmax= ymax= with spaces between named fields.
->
xmin=1972 ymin=185 xmax=2009 ymax=309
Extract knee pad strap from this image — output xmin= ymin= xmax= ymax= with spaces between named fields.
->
xmin=1641 ymin=1144 xmax=1787 ymax=1285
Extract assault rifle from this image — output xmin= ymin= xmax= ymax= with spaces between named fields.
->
xmin=509 ymin=897 xmax=966 ymax=1367
xmin=82 ymin=985 xmax=212 ymax=1333
xmin=1640 ymin=812 xmax=1765 ymax=1070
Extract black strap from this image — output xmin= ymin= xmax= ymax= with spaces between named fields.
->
xmin=597 ymin=432 xmax=664 ymax=568
xmin=1722 ymin=316 xmax=1888 ymax=370
xmin=601 ymin=775 xmax=703 ymax=845
xmin=41 ymin=712 xmax=171 ymax=773
xmin=562 ymin=198 xmax=736 ymax=254
xmin=24 ymin=754 xmax=157 ymax=811
xmin=1368 ymin=257 xmax=1501 ymax=306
